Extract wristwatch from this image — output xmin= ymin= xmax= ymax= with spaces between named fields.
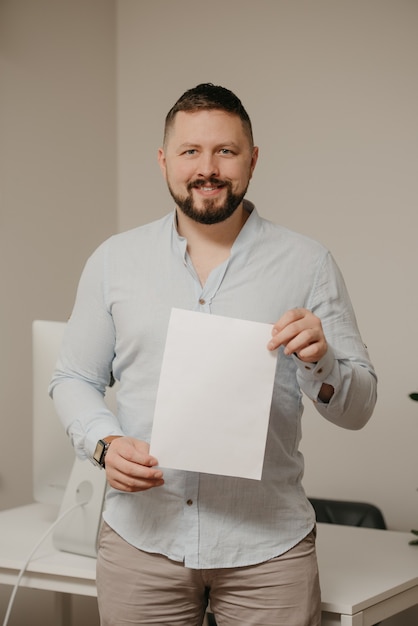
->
xmin=93 ymin=439 xmax=111 ymax=469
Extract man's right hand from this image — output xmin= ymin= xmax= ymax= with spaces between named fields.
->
xmin=103 ymin=436 xmax=164 ymax=492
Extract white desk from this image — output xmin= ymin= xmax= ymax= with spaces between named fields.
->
xmin=1 ymin=503 xmax=418 ymax=625
xmin=317 ymin=523 xmax=418 ymax=625
xmin=0 ymin=503 xmax=96 ymax=626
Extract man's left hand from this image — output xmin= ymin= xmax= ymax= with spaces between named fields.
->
xmin=268 ymin=307 xmax=328 ymax=363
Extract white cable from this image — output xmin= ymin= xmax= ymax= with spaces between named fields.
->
xmin=2 ymin=501 xmax=87 ymax=626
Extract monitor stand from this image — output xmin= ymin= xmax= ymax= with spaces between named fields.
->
xmin=52 ymin=457 xmax=107 ymax=558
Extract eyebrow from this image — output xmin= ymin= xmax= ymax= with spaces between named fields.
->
xmin=177 ymin=142 xmax=242 ymax=151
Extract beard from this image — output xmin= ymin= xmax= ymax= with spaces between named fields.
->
xmin=167 ymin=177 xmax=249 ymax=225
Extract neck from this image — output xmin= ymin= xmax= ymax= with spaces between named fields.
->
xmin=176 ymin=204 xmax=250 ymax=285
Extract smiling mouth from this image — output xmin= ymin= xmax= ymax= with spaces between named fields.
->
xmin=200 ymin=185 xmax=222 ymax=192
xmin=189 ymin=179 xmax=226 ymax=194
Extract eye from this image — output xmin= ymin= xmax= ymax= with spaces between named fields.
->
xmin=182 ymin=149 xmax=197 ymax=156
xmin=219 ymin=148 xmax=235 ymax=155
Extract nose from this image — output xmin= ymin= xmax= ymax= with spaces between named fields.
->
xmin=196 ymin=152 xmax=220 ymax=179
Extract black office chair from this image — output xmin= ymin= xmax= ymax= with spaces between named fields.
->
xmin=308 ymin=497 xmax=387 ymax=529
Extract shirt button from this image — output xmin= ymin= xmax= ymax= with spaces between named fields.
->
xmin=317 ymin=368 xmax=323 ymax=374
xmin=199 ymin=298 xmax=205 ymax=305
xmin=186 ymin=499 xmax=193 ymax=506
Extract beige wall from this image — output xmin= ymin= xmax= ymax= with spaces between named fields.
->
xmin=1 ymin=0 xmax=116 ymax=509
xmin=0 ymin=0 xmax=115 ymax=623
xmin=1 ymin=0 xmax=418 ymax=624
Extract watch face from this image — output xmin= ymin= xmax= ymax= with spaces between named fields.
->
xmin=93 ymin=440 xmax=106 ymax=465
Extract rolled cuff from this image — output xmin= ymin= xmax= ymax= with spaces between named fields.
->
xmin=293 ymin=346 xmax=339 ymax=402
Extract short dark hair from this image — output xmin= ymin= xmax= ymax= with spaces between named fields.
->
xmin=163 ymin=83 xmax=254 ymax=147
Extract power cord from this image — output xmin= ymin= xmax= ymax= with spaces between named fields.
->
xmin=2 ymin=501 xmax=88 ymax=626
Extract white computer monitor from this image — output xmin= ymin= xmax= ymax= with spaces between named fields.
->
xmin=32 ymin=320 xmax=75 ymax=506
xmin=32 ymin=320 xmax=114 ymax=556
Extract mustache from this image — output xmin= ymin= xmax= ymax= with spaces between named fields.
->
xmin=188 ymin=177 xmax=229 ymax=190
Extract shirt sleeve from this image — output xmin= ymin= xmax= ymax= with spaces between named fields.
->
xmin=49 ymin=239 xmax=124 ymax=460
xmin=293 ymin=251 xmax=377 ymax=430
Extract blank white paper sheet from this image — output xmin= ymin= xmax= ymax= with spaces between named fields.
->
xmin=150 ymin=308 xmax=277 ymax=480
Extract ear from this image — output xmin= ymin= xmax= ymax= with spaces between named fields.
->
xmin=157 ymin=147 xmax=167 ymax=179
xmin=249 ymin=146 xmax=259 ymax=178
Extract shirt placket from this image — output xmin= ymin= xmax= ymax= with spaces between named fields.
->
xmin=182 ymin=471 xmax=201 ymax=568
xmin=180 ymin=257 xmax=230 ymax=566
xmin=189 ymin=258 xmax=230 ymax=314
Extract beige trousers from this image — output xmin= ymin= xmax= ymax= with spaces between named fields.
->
xmin=96 ymin=522 xmax=321 ymax=626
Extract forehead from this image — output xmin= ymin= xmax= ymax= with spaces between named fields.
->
xmin=166 ymin=109 xmax=250 ymax=147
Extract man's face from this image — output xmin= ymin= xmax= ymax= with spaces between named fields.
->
xmin=158 ymin=110 xmax=258 ymax=225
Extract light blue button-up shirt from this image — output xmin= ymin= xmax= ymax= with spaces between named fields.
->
xmin=50 ymin=201 xmax=377 ymax=568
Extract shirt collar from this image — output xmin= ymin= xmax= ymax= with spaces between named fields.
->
xmin=171 ymin=199 xmax=261 ymax=260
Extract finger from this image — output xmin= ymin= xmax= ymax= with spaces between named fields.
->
xmin=272 ymin=308 xmax=306 ymax=335
xmin=269 ymin=319 xmax=325 ymax=357
xmin=268 ymin=318 xmax=306 ymax=351
xmin=282 ymin=327 xmax=321 ymax=356
xmin=106 ymin=464 xmax=164 ymax=492
xmin=268 ymin=308 xmax=310 ymax=351
xmin=110 ymin=437 xmax=158 ymax=468
xmin=110 ymin=451 xmax=163 ymax=480
xmin=287 ymin=334 xmax=328 ymax=362
xmin=130 ymin=439 xmax=158 ymax=464
xmin=108 ymin=473 xmax=165 ymax=493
